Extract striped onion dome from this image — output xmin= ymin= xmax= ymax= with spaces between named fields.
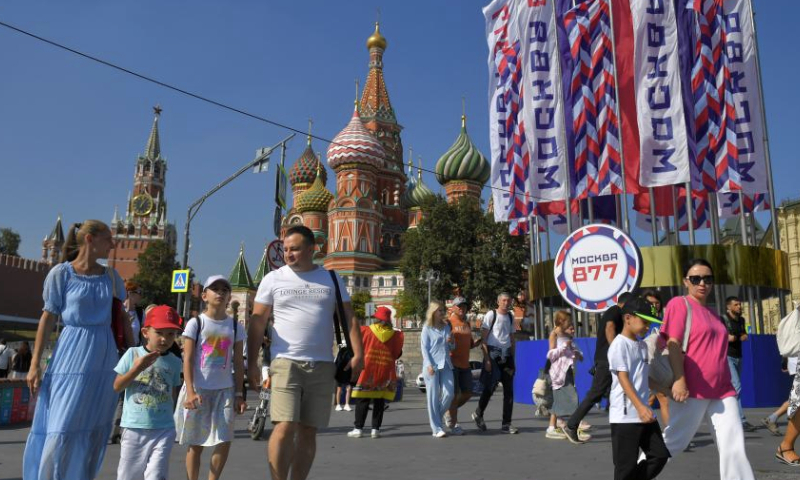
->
xmin=435 ymin=115 xmax=490 ymax=185
xmin=327 ymin=109 xmax=385 ymax=170
xmin=401 ymin=160 xmax=435 ymax=209
xmin=289 ymin=141 xmax=327 ymax=186
xmin=295 ymin=171 xmax=333 ymax=213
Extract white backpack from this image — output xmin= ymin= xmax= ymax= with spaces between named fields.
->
xmin=776 ymin=301 xmax=800 ymax=357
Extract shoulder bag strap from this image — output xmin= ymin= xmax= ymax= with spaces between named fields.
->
xmin=194 ymin=316 xmax=203 ymax=345
xmin=681 ymin=296 xmax=693 ymax=352
xmin=328 ymin=270 xmax=351 ymax=350
xmin=106 ymin=268 xmax=117 ymax=300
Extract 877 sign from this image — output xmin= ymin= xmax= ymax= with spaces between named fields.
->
xmin=553 ymin=224 xmax=642 ymax=313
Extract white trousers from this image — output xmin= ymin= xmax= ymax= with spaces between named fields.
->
xmin=117 ymin=427 xmax=176 ymax=480
xmin=663 ymin=397 xmax=754 ymax=480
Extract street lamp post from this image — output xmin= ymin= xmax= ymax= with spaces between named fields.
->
xmin=176 ymin=134 xmax=295 ymax=316
xmin=419 ymin=269 xmax=440 ymax=308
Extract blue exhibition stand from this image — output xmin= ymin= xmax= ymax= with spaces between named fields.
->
xmin=514 ymin=335 xmax=792 ymax=408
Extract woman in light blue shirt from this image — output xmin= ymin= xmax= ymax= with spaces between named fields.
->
xmin=421 ymin=300 xmax=454 ymax=437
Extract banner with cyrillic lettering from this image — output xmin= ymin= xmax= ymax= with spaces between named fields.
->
xmin=723 ymin=0 xmax=768 ymax=194
xmin=486 ymin=0 xmax=530 ymax=222
xmin=630 ymin=0 xmax=691 ymax=188
xmin=518 ymin=0 xmax=568 ymax=203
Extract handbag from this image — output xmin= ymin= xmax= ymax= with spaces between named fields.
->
xmin=329 ymin=270 xmax=355 ymax=385
xmin=776 ymin=302 xmax=800 ymax=357
xmin=106 ymin=268 xmax=127 ymax=352
xmin=647 ymin=297 xmax=692 ymax=395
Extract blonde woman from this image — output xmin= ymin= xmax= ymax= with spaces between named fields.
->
xmin=24 ymin=220 xmax=131 ymax=479
xmin=421 ymin=300 xmax=455 ymax=438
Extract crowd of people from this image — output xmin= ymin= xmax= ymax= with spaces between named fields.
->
xmin=11 ymin=221 xmax=800 ymax=479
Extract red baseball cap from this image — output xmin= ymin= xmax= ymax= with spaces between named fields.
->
xmin=373 ymin=306 xmax=392 ymax=323
xmin=144 ymin=305 xmax=183 ymax=330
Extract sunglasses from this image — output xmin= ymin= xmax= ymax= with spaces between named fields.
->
xmin=686 ymin=275 xmax=714 ymax=286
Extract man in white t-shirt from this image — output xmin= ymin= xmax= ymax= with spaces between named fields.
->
xmin=247 ymin=225 xmax=363 ymax=480
xmin=473 ymin=292 xmax=518 ymax=434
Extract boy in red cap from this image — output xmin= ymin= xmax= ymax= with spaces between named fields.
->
xmin=113 ymin=305 xmax=183 ymax=480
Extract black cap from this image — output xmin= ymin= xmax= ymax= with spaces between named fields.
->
xmin=622 ymin=296 xmax=662 ymax=324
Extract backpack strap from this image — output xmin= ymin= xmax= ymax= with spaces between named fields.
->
xmin=328 ymin=270 xmax=351 ymax=350
xmin=194 ymin=316 xmax=203 ymax=345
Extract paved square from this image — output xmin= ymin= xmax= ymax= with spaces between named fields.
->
xmin=1 ymin=389 xmax=796 ymax=479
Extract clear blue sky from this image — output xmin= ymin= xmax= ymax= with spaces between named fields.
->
xmin=1 ymin=1 xmax=797 ymax=283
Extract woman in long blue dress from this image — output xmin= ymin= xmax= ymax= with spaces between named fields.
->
xmin=24 ymin=220 xmax=132 ymax=479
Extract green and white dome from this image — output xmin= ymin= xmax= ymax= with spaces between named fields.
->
xmin=435 ymin=116 xmax=490 ymax=186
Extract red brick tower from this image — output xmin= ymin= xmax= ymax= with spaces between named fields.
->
xmin=109 ymin=106 xmax=177 ymax=280
xmin=359 ymin=23 xmax=408 ymax=267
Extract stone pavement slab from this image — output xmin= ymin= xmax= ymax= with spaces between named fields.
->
xmin=0 ymin=389 xmax=797 ymax=479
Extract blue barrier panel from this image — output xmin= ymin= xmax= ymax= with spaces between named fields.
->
xmin=514 ymin=338 xmax=598 ymax=405
xmin=515 ymin=334 xmax=792 ymax=408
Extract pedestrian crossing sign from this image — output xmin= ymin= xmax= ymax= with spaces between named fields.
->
xmin=171 ymin=269 xmax=190 ymax=293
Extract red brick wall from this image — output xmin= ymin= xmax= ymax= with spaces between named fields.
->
xmin=0 ymin=255 xmax=49 ymax=321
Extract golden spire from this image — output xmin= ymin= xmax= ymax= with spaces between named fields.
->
xmin=367 ymin=21 xmax=387 ymax=50
xmin=407 ymin=147 xmax=414 ymax=175
xmin=307 ymin=118 xmax=313 ymax=145
xmin=417 ymin=155 xmax=423 ymax=180
xmin=461 ymin=97 xmax=467 ymax=129
xmin=354 ymin=79 xmax=360 ymax=109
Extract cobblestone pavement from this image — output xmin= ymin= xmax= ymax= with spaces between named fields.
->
xmin=1 ymin=389 xmax=797 ymax=479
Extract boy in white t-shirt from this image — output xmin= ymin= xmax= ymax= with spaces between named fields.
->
xmin=608 ymin=296 xmax=670 ymax=480
xmin=113 ymin=305 xmax=183 ymax=480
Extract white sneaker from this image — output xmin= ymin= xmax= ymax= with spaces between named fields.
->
xmin=433 ymin=430 xmax=447 ymax=438
xmin=335 ymin=405 xmax=343 ymax=411
xmin=371 ymin=429 xmax=380 ymax=438
xmin=546 ymin=426 xmax=566 ymax=440
xmin=344 ymin=404 xmax=352 ymax=411
xmin=347 ymin=428 xmax=363 ymax=438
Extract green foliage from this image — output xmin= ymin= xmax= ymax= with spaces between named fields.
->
xmin=393 ymin=289 xmax=422 ymax=320
xmin=400 ymin=196 xmax=528 ymax=314
xmin=131 ymin=241 xmax=180 ymax=307
xmin=0 ymin=228 xmax=21 ymax=256
xmin=350 ymin=291 xmax=372 ymax=320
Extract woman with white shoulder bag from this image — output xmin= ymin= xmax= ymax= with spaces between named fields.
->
xmin=657 ymin=258 xmax=754 ymax=480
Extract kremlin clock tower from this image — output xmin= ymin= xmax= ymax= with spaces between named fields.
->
xmin=109 ymin=106 xmax=177 ymax=280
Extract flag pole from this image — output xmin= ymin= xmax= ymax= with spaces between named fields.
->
xmin=737 ymin=191 xmax=748 ymax=246
xmin=685 ymin=182 xmax=696 ymax=244
xmin=648 ymin=187 xmax=658 ymax=245
xmin=748 ymin=0 xmax=784 ymax=318
xmin=671 ymin=185 xmax=681 ymax=245
xmin=550 ymin=2 xmax=575 ymax=235
xmin=606 ymin=0 xmax=631 ymax=233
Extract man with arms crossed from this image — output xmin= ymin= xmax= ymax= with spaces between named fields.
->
xmin=248 ymin=226 xmax=363 ymax=480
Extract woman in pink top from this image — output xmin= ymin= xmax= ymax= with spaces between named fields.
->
xmin=660 ymin=258 xmax=754 ymax=480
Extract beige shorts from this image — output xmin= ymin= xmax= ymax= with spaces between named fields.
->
xmin=269 ymin=358 xmax=335 ymax=429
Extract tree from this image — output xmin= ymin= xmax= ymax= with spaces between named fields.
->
xmin=393 ymin=289 xmax=422 ymax=321
xmin=0 ymin=228 xmax=21 ymax=256
xmin=399 ymin=195 xmax=528 ymax=314
xmin=350 ymin=291 xmax=372 ymax=320
xmin=131 ymin=241 xmax=180 ymax=307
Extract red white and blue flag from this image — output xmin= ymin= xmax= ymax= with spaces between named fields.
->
xmin=486 ymin=0 xmax=531 ymax=223
xmin=564 ymin=0 xmax=624 ymax=199
xmin=717 ymin=191 xmax=769 ymax=218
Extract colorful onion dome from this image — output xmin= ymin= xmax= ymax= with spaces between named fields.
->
xmin=435 ymin=115 xmax=490 ymax=185
xmin=289 ymin=141 xmax=327 ymax=186
xmin=327 ymin=109 xmax=385 ymax=170
xmin=402 ymin=158 xmax=435 ymax=209
xmin=295 ymin=170 xmax=333 ymax=213
xmin=366 ymin=22 xmax=387 ymax=50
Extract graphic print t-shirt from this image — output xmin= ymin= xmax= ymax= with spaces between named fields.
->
xmin=114 ymin=346 xmax=182 ymax=429
xmin=255 ymin=265 xmax=349 ymax=362
xmin=183 ymin=315 xmax=245 ymax=390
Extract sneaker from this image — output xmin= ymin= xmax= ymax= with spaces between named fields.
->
xmin=546 ymin=426 xmax=566 ymax=440
xmin=344 ymin=404 xmax=352 ymax=411
xmin=433 ymin=430 xmax=447 ymax=438
xmin=562 ymin=425 xmax=585 ymax=444
xmin=347 ymin=428 xmax=363 ymax=438
xmin=472 ymin=412 xmax=487 ymax=432
xmin=335 ymin=405 xmax=343 ymax=411
xmin=501 ymin=424 xmax=519 ymax=434
xmin=741 ymin=421 xmax=757 ymax=432
xmin=371 ymin=429 xmax=380 ymax=438
xmin=761 ymin=416 xmax=782 ymax=436
xmin=450 ymin=424 xmax=465 ymax=436
xmin=577 ymin=429 xmax=592 ymax=442
xmin=578 ymin=421 xmax=593 ymax=431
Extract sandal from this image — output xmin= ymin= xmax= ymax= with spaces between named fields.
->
xmin=776 ymin=447 xmax=800 ymax=466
